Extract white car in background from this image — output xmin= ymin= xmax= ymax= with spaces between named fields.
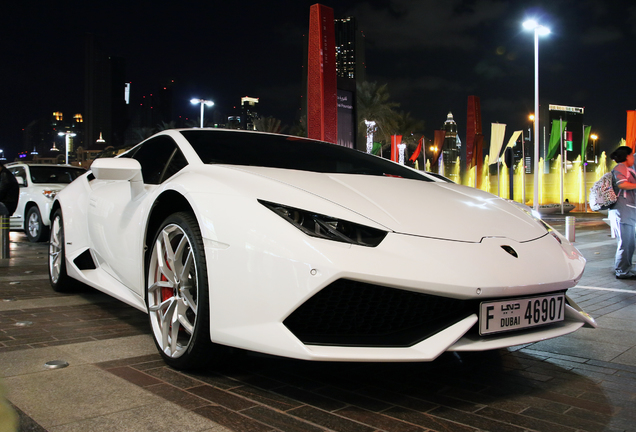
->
xmin=6 ymin=163 xmax=86 ymax=242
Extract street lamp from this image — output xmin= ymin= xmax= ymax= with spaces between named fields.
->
xmin=190 ymin=98 xmax=214 ymax=128
xmin=523 ymin=19 xmax=550 ymax=212
xmin=590 ymin=134 xmax=598 ymax=162
xmin=58 ymin=131 xmax=76 ymax=165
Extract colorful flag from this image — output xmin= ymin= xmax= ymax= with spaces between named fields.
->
xmin=390 ymin=135 xmax=402 ymax=162
xmin=627 ymin=111 xmax=636 ymax=151
xmin=546 ymin=120 xmax=567 ymax=160
xmin=506 ymin=131 xmax=523 ymax=149
xmin=409 ymin=137 xmax=423 ymax=162
xmin=488 ymin=123 xmax=507 ymax=165
xmin=581 ymin=125 xmax=591 ymax=160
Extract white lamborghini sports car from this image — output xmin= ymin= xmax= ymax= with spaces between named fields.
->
xmin=48 ymin=129 xmax=595 ymax=369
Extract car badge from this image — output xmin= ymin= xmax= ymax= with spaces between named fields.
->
xmin=501 ymin=245 xmax=518 ymax=258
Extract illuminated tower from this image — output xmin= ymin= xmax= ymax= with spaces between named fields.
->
xmin=241 ymin=97 xmax=259 ymax=130
xmin=307 ymin=4 xmax=337 ymax=144
xmin=441 ymin=112 xmax=460 ymax=179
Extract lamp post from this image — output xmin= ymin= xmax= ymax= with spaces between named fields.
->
xmin=58 ymin=131 xmax=76 ymax=165
xmin=523 ymin=19 xmax=550 ymax=212
xmin=190 ymin=98 xmax=214 ymax=128
xmin=590 ymin=134 xmax=598 ymax=163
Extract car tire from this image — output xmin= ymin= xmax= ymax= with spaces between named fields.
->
xmin=26 ymin=206 xmax=48 ymax=243
xmin=48 ymin=209 xmax=76 ymax=292
xmin=146 ymin=212 xmax=214 ymax=370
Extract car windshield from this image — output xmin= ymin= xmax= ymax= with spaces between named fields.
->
xmin=181 ymin=130 xmax=433 ymax=182
xmin=29 ymin=166 xmax=86 ymax=184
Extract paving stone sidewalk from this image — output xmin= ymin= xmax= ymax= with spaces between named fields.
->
xmin=1 ymin=215 xmax=635 ymax=432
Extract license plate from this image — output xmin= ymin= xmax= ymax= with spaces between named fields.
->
xmin=479 ymin=293 xmax=565 ymax=335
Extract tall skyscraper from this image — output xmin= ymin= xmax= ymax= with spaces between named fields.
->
xmin=334 ymin=17 xmax=365 ymax=81
xmin=241 ymin=97 xmax=259 ymax=130
xmin=334 ymin=16 xmax=364 ymax=150
xmin=441 ymin=112 xmax=460 ymax=179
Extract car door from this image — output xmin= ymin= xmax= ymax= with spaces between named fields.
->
xmin=87 ymin=135 xmax=188 ymax=295
xmin=8 ymin=166 xmax=27 ymax=229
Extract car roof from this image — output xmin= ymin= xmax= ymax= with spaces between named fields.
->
xmin=6 ymin=163 xmax=86 ymax=169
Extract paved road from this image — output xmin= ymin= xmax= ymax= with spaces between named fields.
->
xmin=1 ymin=214 xmax=635 ymax=432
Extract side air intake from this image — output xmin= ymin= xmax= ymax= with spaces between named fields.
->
xmin=73 ymin=249 xmax=97 ymax=270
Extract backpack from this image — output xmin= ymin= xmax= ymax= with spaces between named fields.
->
xmin=589 ymin=172 xmax=617 ymax=211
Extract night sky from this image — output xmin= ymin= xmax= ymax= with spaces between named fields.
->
xmin=2 ymin=0 xmax=635 ymax=159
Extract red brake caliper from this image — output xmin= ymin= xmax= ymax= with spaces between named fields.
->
xmin=161 ymin=252 xmax=173 ymax=302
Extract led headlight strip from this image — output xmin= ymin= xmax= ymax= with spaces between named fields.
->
xmin=259 ymin=200 xmax=387 ymax=247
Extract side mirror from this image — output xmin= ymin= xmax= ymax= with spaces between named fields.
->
xmin=16 ymin=177 xmax=25 ymax=186
xmin=90 ymin=158 xmax=144 ymax=199
xmin=91 ymin=158 xmax=143 ymax=182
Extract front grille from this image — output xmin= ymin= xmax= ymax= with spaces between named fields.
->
xmin=283 ymin=279 xmax=475 ymax=347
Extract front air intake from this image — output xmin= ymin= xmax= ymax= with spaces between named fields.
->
xmin=283 ymin=279 xmax=475 ymax=347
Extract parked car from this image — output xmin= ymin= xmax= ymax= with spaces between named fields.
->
xmin=6 ymin=163 xmax=86 ymax=242
xmin=48 ymin=129 xmax=595 ymax=370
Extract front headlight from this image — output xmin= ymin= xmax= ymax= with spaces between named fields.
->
xmin=42 ymin=190 xmax=60 ymax=200
xmin=259 ymin=200 xmax=388 ymax=247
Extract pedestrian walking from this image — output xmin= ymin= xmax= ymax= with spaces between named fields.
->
xmin=609 ymin=146 xmax=636 ymax=279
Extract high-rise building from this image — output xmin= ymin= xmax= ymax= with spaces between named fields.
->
xmin=335 ymin=17 xmax=365 ymax=150
xmin=441 ymin=112 xmax=461 ymax=178
xmin=334 ymin=17 xmax=365 ymax=81
xmin=241 ymin=97 xmax=259 ymax=130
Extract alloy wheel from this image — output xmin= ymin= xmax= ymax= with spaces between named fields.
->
xmin=147 ymin=223 xmax=199 ymax=359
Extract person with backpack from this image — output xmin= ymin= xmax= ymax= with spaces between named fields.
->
xmin=609 ymin=146 xmax=636 ymax=279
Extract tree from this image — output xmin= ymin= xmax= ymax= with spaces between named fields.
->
xmin=185 ymin=118 xmax=216 ymax=128
xmin=132 ymin=127 xmax=156 ymax=141
xmin=156 ymin=121 xmax=176 ymax=131
xmin=356 ymin=81 xmax=400 ymax=146
xmin=390 ymin=111 xmax=425 ymax=159
xmin=289 ymin=115 xmax=307 ymax=137
xmin=254 ymin=116 xmax=287 ymax=134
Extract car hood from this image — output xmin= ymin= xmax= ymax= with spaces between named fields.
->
xmin=226 ymin=166 xmax=548 ymax=243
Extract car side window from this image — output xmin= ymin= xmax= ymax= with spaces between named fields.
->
xmin=160 ymin=148 xmax=188 ymax=183
xmin=10 ymin=167 xmax=26 ymax=186
xmin=126 ymin=136 xmax=186 ymax=185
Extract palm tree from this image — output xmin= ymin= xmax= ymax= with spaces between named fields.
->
xmin=390 ymin=111 xmax=425 ymax=159
xmin=254 ymin=117 xmax=287 ymax=134
xmin=132 ymin=127 xmax=156 ymax=141
xmin=289 ymin=115 xmax=307 ymax=137
xmin=156 ymin=121 xmax=176 ymax=131
xmin=185 ymin=118 xmax=216 ymax=128
xmin=356 ymin=81 xmax=400 ymax=147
